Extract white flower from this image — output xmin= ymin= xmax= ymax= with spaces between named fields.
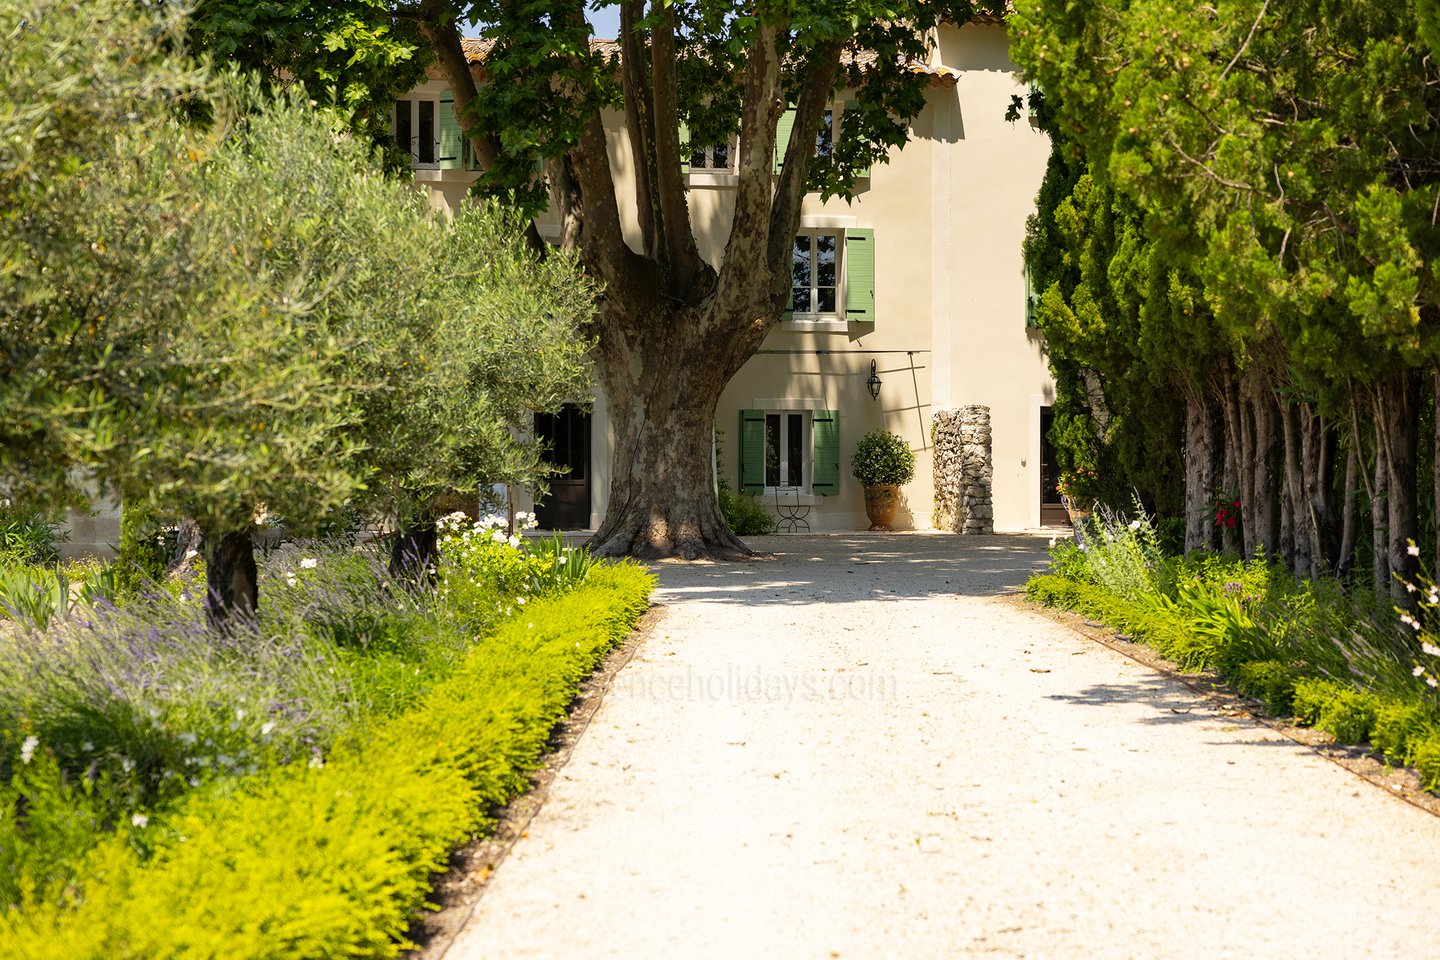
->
xmin=517 ymin=596 xmax=527 ymax=605
xmin=260 ymin=721 xmax=275 ymax=736
xmin=184 ymin=548 xmax=198 ymax=560
xmin=81 ymin=741 xmax=94 ymax=752
xmin=286 ymin=576 xmax=298 ymax=587
xmin=1402 ymin=613 xmax=1417 ymax=627
xmin=1408 ymin=544 xmax=1422 ymax=557
xmin=178 ymin=732 xmax=197 ymax=745
xmin=1414 ymin=665 xmax=1426 ymax=677
xmin=1424 ymin=642 xmax=1440 ymax=657
xmin=300 ymin=558 xmax=318 ymax=569
xmin=507 ymin=535 xmax=521 ymax=549
xmin=308 ymin=754 xmax=324 ymax=769
xmin=1407 ymin=583 xmax=1418 ymax=593
xmin=492 ymin=530 xmax=507 ymax=544
xmin=120 ymin=757 xmax=135 ymax=773
xmin=1048 ymin=535 xmax=1057 ymax=549
xmin=131 ymin=813 xmax=148 ymax=829
xmin=20 ymin=736 xmax=38 ymax=764
xmin=1430 ymin=591 xmax=1439 ymax=605
xmin=1129 ymin=520 xmax=1141 ymax=531
xmin=1429 ymin=677 xmax=1438 ymax=689
xmin=235 ymin=708 xmax=246 ymax=721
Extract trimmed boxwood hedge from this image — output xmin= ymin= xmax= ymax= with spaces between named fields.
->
xmin=0 ymin=562 xmax=655 ymax=959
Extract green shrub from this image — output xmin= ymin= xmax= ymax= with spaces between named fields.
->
xmin=1371 ymin=699 xmax=1438 ymax=767
xmin=0 ymin=562 xmax=655 ymax=958
xmin=114 ymin=504 xmax=170 ymax=600
xmin=850 ymin=430 xmax=916 ymax=486
xmin=0 ymin=505 xmax=63 ymax=566
xmin=1235 ymin=660 xmax=1304 ymax=716
xmin=1412 ymin=734 xmax=1440 ymax=792
xmin=1293 ymin=678 xmax=1381 ymax=744
xmin=718 ymin=482 xmax=777 ymax=536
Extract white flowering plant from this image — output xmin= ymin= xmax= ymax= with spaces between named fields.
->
xmin=435 ymin=511 xmax=593 ymax=627
xmin=1396 ymin=541 xmax=1440 ymax=693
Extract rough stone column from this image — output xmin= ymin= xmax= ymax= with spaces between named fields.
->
xmin=930 ymin=406 xmax=993 ymax=535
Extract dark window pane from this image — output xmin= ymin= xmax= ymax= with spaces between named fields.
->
xmin=816 ymin=287 xmax=837 ymax=313
xmin=713 ymin=142 xmax=729 ymax=168
xmin=765 ymin=414 xmax=780 ymax=487
xmin=691 ymin=148 xmax=706 ymax=168
xmin=417 ymin=100 xmax=435 ymax=164
xmin=787 ymin=414 xmax=803 ymax=487
xmin=816 ymin=234 xmax=837 ymax=287
xmin=792 ymin=236 xmax=811 ymax=286
xmin=816 ymin=110 xmax=833 ymax=159
xmin=395 ymin=100 xmax=412 ymax=158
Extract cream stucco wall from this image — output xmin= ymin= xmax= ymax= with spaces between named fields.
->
xmin=413 ymin=20 xmax=1055 ymax=534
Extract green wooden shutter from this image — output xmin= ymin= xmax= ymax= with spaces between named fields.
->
xmin=811 ymin=410 xmax=839 ymax=496
xmin=773 ymin=106 xmax=796 ymax=175
xmin=845 ymin=229 xmax=875 ymax=324
xmin=739 ymin=410 xmax=766 ymax=493
xmin=439 ymin=93 xmax=461 ymax=170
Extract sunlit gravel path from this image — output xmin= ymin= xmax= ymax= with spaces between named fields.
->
xmin=446 ymin=533 xmax=1440 ymax=959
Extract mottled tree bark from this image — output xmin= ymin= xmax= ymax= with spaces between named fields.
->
xmin=1220 ymin=378 xmax=1244 ymax=555
xmin=1376 ymin=372 xmax=1421 ymax=604
xmin=1337 ymin=439 xmax=1359 ymax=580
xmin=1183 ymin=385 xmax=1222 ymax=554
xmin=1241 ymin=366 xmax=1281 ymax=559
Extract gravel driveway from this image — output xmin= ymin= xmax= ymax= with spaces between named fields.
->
xmin=445 ymin=533 xmax=1440 ymax=959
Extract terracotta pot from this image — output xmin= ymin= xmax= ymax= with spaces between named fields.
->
xmin=863 ymin=484 xmax=901 ymax=530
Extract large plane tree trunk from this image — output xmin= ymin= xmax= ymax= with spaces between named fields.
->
xmin=590 ymin=334 xmax=746 ymax=559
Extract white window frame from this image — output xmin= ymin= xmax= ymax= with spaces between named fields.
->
xmin=762 ymin=409 xmax=812 ymax=495
xmin=789 ymin=229 xmax=845 ymax=321
xmin=689 ymin=138 xmax=737 ymax=172
xmin=393 ymin=97 xmax=441 ymax=169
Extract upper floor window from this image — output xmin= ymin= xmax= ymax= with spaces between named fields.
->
xmin=394 ymin=98 xmax=438 ymax=166
xmin=791 ymin=231 xmax=841 ymax=317
xmin=690 ymin=140 xmax=735 ymax=171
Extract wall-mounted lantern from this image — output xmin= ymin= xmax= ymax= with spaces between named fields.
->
xmin=866 ymin=359 xmax=882 ymax=401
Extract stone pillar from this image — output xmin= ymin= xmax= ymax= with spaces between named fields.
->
xmin=930 ymin=405 xmax=993 ymax=535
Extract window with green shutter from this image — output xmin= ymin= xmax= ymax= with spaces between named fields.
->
xmin=844 ymin=229 xmax=875 ymax=324
xmin=738 ymin=410 xmax=766 ymax=494
xmin=439 ymin=93 xmax=462 ymax=170
xmin=773 ymin=106 xmax=797 ymax=175
xmin=811 ymin=410 xmax=839 ymax=496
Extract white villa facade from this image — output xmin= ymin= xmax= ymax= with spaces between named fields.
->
xmin=405 ymin=19 xmax=1057 ymax=532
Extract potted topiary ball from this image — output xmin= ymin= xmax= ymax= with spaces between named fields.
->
xmin=851 ymin=429 xmax=916 ymax=530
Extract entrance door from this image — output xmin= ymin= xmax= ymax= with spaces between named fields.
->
xmin=1039 ymin=406 xmax=1069 ymax=526
xmin=534 ymin=404 xmax=592 ymax=530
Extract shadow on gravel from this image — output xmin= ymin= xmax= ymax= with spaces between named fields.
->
xmin=1047 ymin=680 xmax=1219 ymax=726
xmin=652 ymin=534 xmax=1052 ymax=604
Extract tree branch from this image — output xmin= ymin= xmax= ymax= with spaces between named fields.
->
xmin=766 ymin=40 xmax=845 ymax=298
xmin=619 ymin=0 xmax=658 ymax=258
xmin=648 ymin=1 xmax=703 ymax=297
xmin=415 ymin=0 xmax=545 ymax=253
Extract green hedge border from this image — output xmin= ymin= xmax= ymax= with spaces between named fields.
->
xmin=0 ymin=562 xmax=656 ymax=959
xmin=1027 ymin=573 xmax=1440 ymax=792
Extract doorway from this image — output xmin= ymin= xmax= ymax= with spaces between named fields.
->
xmin=534 ymin=404 xmax=592 ymax=530
xmin=1039 ymin=406 xmax=1068 ymax=526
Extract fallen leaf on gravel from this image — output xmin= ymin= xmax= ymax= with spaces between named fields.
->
xmin=1029 ymin=668 xmax=1051 ymax=674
